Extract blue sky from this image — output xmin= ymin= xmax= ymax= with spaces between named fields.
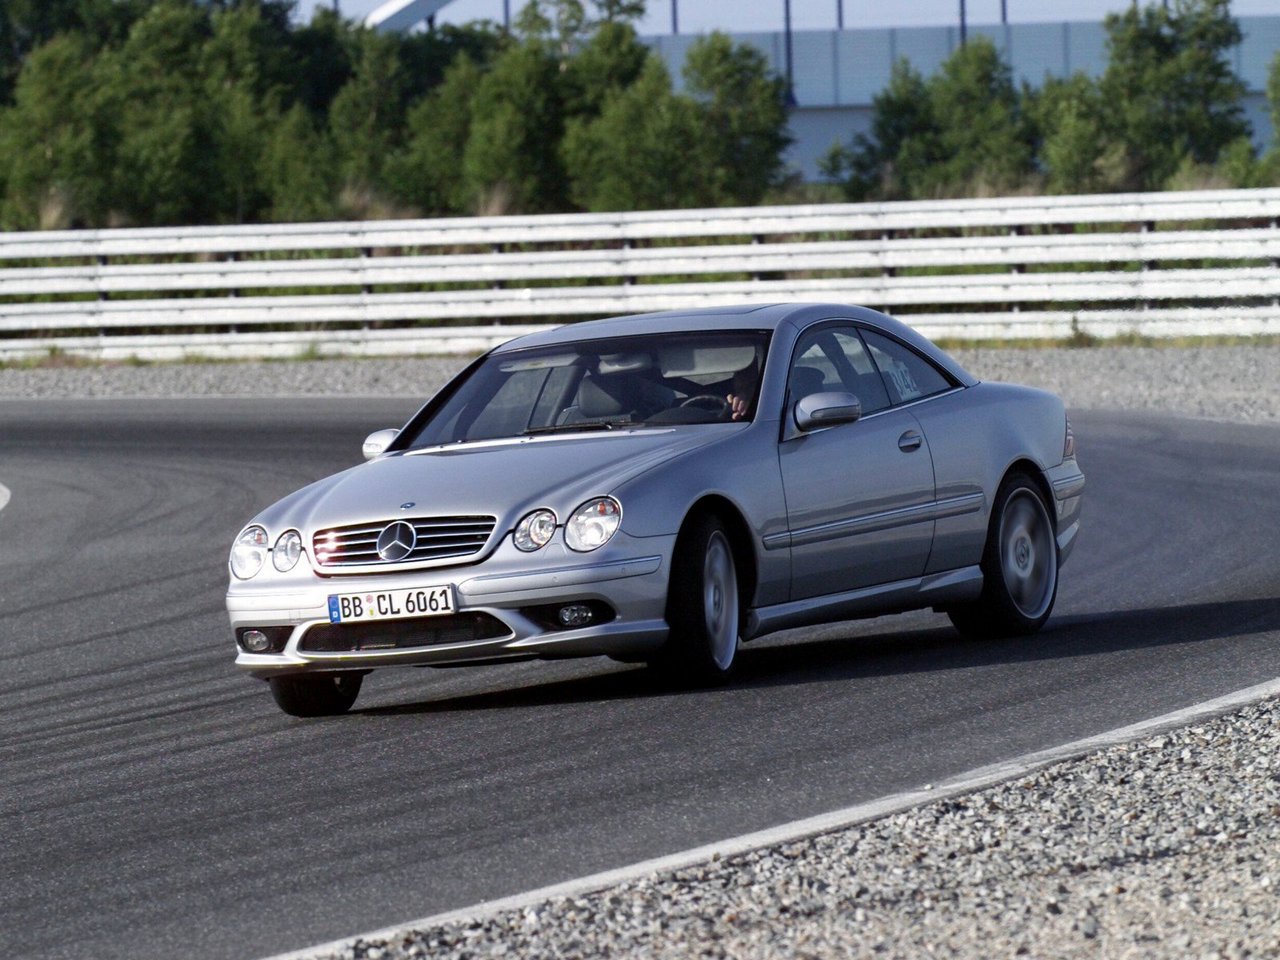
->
xmin=297 ymin=0 xmax=1280 ymax=33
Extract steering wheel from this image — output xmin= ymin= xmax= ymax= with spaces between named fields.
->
xmin=680 ymin=394 xmax=732 ymax=418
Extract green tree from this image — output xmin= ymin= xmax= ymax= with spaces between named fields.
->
xmin=831 ymin=37 xmax=1033 ymax=200
xmin=0 ymin=32 xmax=112 ymax=227
xmin=1 ymin=1 xmax=182 ymax=101
xmin=924 ymin=36 xmax=1033 ymax=195
xmin=1098 ymin=0 xmax=1247 ymax=189
xmin=562 ymin=57 xmax=707 ymax=210
xmin=1258 ymin=51 xmax=1280 ymax=184
xmin=462 ymin=40 xmax=567 ymax=213
xmin=93 ymin=1 xmax=222 ymax=225
xmin=329 ymin=29 xmax=409 ymax=206
xmin=1269 ymin=49 xmax=1280 ymax=156
xmin=1 ymin=0 xmax=90 ymax=102
xmin=200 ymin=2 xmax=285 ymax=222
xmin=821 ymin=58 xmax=938 ymax=200
xmin=514 ymin=0 xmax=586 ymax=56
xmin=261 ymin=102 xmax=338 ymax=221
xmin=1029 ymin=73 xmax=1111 ymax=194
xmin=386 ymin=55 xmax=483 ymax=215
xmin=592 ymin=0 xmax=646 ymax=22
xmin=682 ymin=32 xmax=791 ymax=206
xmin=562 ymin=18 xmax=648 ymax=117
xmin=396 ymin=23 xmax=504 ymax=103
xmin=0 ymin=0 xmax=796 ymax=225
xmin=282 ymin=6 xmax=357 ymax=119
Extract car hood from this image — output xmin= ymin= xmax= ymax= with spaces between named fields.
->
xmin=254 ymin=427 xmax=734 ymax=535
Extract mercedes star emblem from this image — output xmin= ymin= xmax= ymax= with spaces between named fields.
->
xmin=376 ymin=520 xmax=417 ymax=562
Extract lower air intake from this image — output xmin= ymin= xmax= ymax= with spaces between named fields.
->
xmin=299 ymin=613 xmax=511 ymax=652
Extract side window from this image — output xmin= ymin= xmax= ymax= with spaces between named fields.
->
xmin=788 ymin=326 xmax=891 ymax=416
xmin=788 ymin=338 xmax=838 ymax=399
xmin=860 ymin=329 xmax=953 ymax=405
xmin=830 ymin=329 xmax=891 ymax=415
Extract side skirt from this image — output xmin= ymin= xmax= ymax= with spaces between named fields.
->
xmin=743 ymin=566 xmax=984 ymax=642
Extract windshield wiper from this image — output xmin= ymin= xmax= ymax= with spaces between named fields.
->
xmin=523 ymin=420 xmax=632 ymax=436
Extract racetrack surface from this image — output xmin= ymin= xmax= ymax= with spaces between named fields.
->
xmin=1 ymin=398 xmax=1277 ymax=960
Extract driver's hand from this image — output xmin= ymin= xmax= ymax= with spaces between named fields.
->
xmin=728 ymin=394 xmax=748 ymax=420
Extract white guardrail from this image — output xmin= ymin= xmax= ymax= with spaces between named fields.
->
xmin=3 ymin=187 xmax=1280 ymax=360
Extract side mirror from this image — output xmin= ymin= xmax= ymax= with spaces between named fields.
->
xmin=794 ymin=391 xmax=862 ymax=432
xmin=362 ymin=428 xmax=400 ymax=460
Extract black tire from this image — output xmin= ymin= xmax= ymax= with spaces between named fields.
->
xmin=948 ymin=473 xmax=1058 ymax=640
xmin=651 ymin=514 xmax=742 ymax=684
xmin=268 ymin=672 xmax=363 ymax=717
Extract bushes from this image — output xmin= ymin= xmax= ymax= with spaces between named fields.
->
xmin=0 ymin=0 xmax=792 ymax=228
xmin=825 ymin=0 xmax=1269 ymax=201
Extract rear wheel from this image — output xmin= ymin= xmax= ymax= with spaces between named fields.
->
xmin=949 ymin=473 xmax=1058 ymax=639
xmin=652 ymin=515 xmax=741 ymax=683
xmin=268 ymin=672 xmax=363 ymax=717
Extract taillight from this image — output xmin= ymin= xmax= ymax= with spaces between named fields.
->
xmin=1063 ymin=416 xmax=1076 ymax=459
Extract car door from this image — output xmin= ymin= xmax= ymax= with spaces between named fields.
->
xmin=777 ymin=323 xmax=937 ymax=600
xmin=858 ymin=327 xmax=985 ymax=575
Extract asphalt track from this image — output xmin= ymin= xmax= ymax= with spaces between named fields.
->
xmin=1 ymin=398 xmax=1278 ymax=960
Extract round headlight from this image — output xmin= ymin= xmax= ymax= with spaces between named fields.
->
xmin=514 ymin=509 xmax=557 ymax=552
xmin=273 ymin=530 xmax=303 ymax=572
xmin=230 ymin=525 xmax=269 ymax=580
xmin=565 ymin=497 xmax=621 ymax=552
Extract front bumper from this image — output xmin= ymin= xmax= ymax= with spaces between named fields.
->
xmin=227 ymin=534 xmax=674 ymax=678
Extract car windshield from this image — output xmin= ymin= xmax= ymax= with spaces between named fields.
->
xmin=403 ymin=330 xmax=770 ymax=448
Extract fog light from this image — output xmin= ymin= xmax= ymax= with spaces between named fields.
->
xmin=557 ymin=604 xmax=594 ymax=628
xmin=242 ymin=629 xmax=271 ymax=653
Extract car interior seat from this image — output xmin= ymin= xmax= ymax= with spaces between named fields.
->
xmin=789 ymin=366 xmax=827 ymax=403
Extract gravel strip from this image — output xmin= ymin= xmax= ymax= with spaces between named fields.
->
xmin=8 ymin=344 xmax=1278 ymax=958
xmin=953 ymin=346 xmax=1280 ymax=425
xmin=0 ymin=357 xmax=468 ymax=401
xmin=3 ymin=345 xmax=1280 ymax=425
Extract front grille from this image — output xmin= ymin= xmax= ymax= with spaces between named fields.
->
xmin=313 ymin=515 xmax=496 ymax=568
xmin=299 ymin=612 xmax=511 ymax=652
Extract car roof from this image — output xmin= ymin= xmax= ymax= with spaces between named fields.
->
xmin=495 ymin=303 xmax=797 ymax=348
xmin=494 ymin=302 xmax=977 ymax=387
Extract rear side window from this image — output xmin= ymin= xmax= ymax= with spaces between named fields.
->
xmin=861 ymin=329 xmax=954 ymax=405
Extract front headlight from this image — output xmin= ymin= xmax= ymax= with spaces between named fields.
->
xmin=514 ymin=509 xmax=557 ymax=552
xmin=230 ymin=525 xmax=269 ymax=580
xmin=565 ymin=497 xmax=622 ymax=552
xmin=273 ymin=530 xmax=303 ymax=572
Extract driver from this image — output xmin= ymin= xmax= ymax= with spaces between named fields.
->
xmin=727 ymin=361 xmax=759 ymax=421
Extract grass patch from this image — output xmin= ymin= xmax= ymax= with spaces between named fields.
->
xmin=0 ymin=346 xmax=103 ymax=369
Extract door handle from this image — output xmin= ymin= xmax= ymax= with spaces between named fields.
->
xmin=898 ymin=431 xmax=923 ymax=452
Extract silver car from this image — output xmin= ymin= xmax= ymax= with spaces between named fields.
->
xmin=227 ymin=303 xmax=1084 ymax=716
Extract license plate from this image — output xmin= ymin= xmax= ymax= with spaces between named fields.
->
xmin=327 ymin=585 xmax=455 ymax=623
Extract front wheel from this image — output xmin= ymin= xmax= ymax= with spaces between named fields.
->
xmin=949 ymin=474 xmax=1058 ymax=639
xmin=652 ymin=515 xmax=741 ymax=683
xmin=268 ymin=672 xmax=363 ymax=717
